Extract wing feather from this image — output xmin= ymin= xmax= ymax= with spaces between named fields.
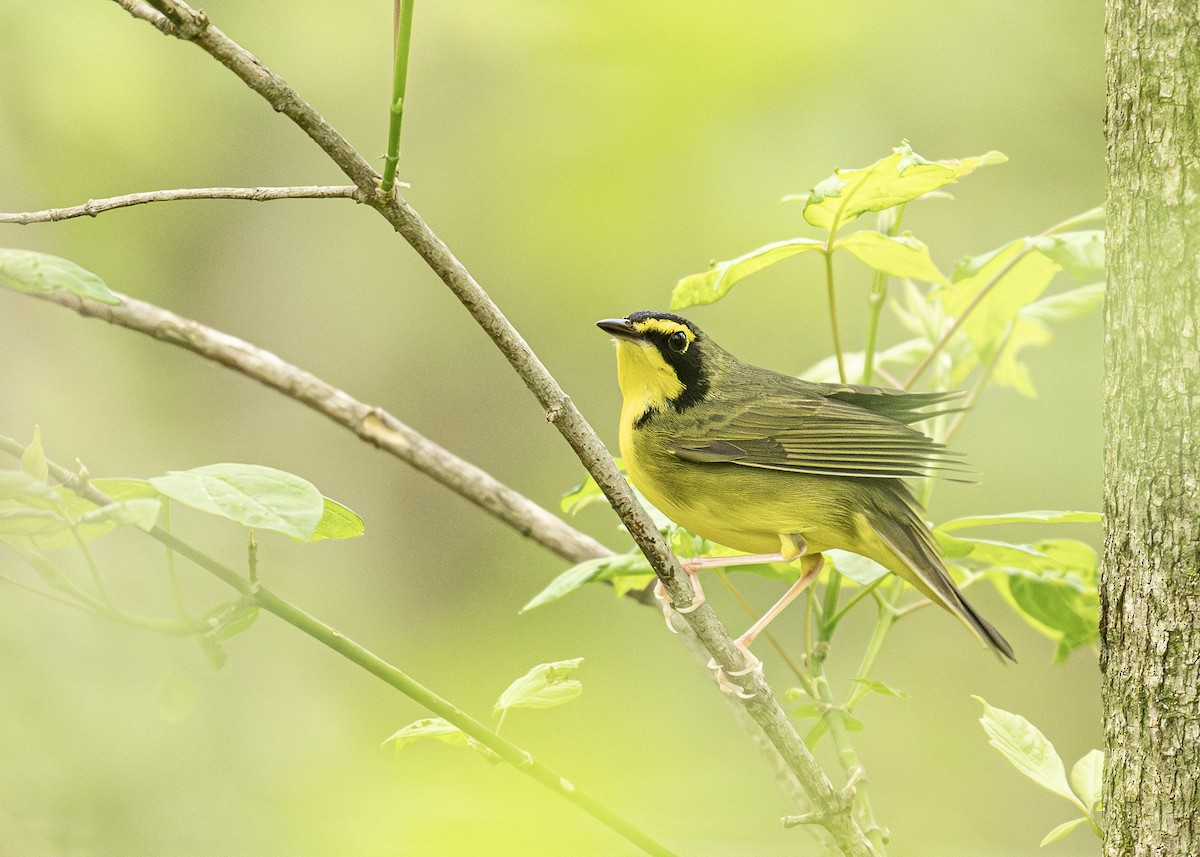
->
xmin=666 ymin=376 xmax=973 ymax=480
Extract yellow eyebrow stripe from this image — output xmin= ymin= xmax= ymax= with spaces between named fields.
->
xmin=631 ymin=318 xmax=695 ymax=342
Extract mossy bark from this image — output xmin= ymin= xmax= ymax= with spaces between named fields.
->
xmin=1102 ymin=2 xmax=1200 ymax=856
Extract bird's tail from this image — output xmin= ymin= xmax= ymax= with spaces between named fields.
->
xmin=864 ymin=489 xmax=1015 ymax=661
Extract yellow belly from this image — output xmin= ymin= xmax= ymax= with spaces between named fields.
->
xmin=622 ymin=421 xmax=865 ymax=558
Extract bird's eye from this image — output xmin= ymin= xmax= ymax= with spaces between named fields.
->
xmin=667 ymin=331 xmax=688 ymax=352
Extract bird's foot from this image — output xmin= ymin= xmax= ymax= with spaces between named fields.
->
xmin=653 ymin=572 xmax=706 ymax=633
xmin=707 ymin=637 xmax=763 ymax=698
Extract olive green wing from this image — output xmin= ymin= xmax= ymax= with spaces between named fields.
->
xmin=667 ymin=384 xmax=972 ymax=480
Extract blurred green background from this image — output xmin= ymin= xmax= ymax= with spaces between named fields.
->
xmin=0 ymin=1 xmax=1103 ymax=855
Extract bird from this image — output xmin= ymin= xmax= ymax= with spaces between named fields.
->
xmin=596 ymin=310 xmax=1014 ymax=682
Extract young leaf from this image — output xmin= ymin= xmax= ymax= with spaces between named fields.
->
xmin=987 ymin=539 xmax=1099 ymax=661
xmin=1023 ymin=283 xmax=1105 ymax=324
xmin=1040 ymin=817 xmax=1089 ymax=847
xmin=305 ymin=497 xmax=365 ymax=541
xmin=21 ymin=427 xmax=48 ymax=483
xmin=0 ymin=468 xmax=59 ymax=502
xmin=941 ymin=241 xmax=1061 ymax=358
xmin=77 ymin=498 xmax=161 ymax=532
xmin=521 ymin=552 xmax=652 ymax=612
xmin=494 ymin=658 xmax=584 ymax=716
xmin=801 ymin=338 xmax=928 ymax=384
xmin=850 ymin=678 xmax=909 ymax=700
xmin=0 ymin=508 xmax=68 ymax=537
xmin=0 ymin=248 xmax=120 ymax=305
xmin=973 ymin=696 xmax=1080 ymax=806
xmin=834 ymin=231 xmax=946 ymax=284
xmin=1028 ymin=231 xmax=1104 ymax=281
xmin=827 ymin=549 xmax=889 ymax=584
xmin=383 ymin=717 xmax=470 ymax=751
xmin=201 ymin=599 xmax=260 ymax=644
xmin=798 ymin=144 xmax=1005 ymax=231
xmin=671 ymin=238 xmax=824 ymax=310
xmin=1070 ymin=749 xmax=1104 ymax=813
xmin=936 ymin=510 xmax=1101 ymax=533
xmin=149 ymin=463 xmax=324 ymax=540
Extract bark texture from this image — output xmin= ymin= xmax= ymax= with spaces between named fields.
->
xmin=1103 ymin=3 xmax=1200 ymax=856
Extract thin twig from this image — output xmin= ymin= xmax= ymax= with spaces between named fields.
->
xmin=0 ymin=186 xmax=372 ymax=225
xmin=21 ymin=287 xmax=614 ymax=569
xmin=99 ymin=4 xmax=877 ymax=852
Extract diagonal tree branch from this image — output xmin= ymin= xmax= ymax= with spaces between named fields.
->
xmin=103 ymin=2 xmax=876 ymax=852
xmin=19 ymin=286 xmax=612 ymax=568
xmin=0 ymin=186 xmax=376 ymax=225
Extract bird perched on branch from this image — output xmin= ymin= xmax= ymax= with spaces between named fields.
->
xmin=596 ymin=310 xmax=1013 ymax=687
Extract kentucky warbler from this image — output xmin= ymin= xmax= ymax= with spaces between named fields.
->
xmin=596 ymin=310 xmax=1014 ymax=664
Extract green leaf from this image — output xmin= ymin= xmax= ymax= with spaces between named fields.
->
xmin=1070 ymin=749 xmax=1104 ymax=813
xmin=0 ymin=468 xmax=60 ymax=502
xmin=801 ymin=338 xmax=928 ymax=384
xmin=21 ymin=427 xmax=48 ymax=483
xmin=942 ymin=240 xmax=1061 ymax=357
xmin=834 ymin=231 xmax=946 ymax=283
xmin=986 ymin=539 xmax=1099 ymax=661
xmin=973 ymin=696 xmax=1078 ymax=804
xmin=671 ymin=238 xmax=824 ymax=310
xmin=521 ymin=552 xmax=652 ymax=612
xmin=15 ymin=478 xmax=159 ymax=550
xmin=827 ymin=549 xmax=889 ymax=584
xmin=1028 ymin=231 xmax=1105 ymax=281
xmin=77 ymin=498 xmax=161 ymax=532
xmin=850 ymin=678 xmax=909 ymax=699
xmin=1040 ymin=817 xmax=1089 ymax=847
xmin=0 ymin=508 xmax=67 ymax=537
xmin=306 ymin=497 xmax=365 ymax=541
xmin=155 ymin=667 xmax=199 ymax=723
xmin=0 ymin=248 xmax=120 ymax=305
xmin=1024 ymin=282 xmax=1105 ymax=324
xmin=798 ymin=144 xmax=1006 ymax=231
xmin=149 ymin=464 xmax=324 ymax=540
xmin=494 ymin=658 xmax=584 ymax=716
xmin=937 ymin=510 xmax=1101 ymax=533
xmin=201 ymin=599 xmax=260 ymax=644
xmin=383 ymin=717 xmax=471 ymax=751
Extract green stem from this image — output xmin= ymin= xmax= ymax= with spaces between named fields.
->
xmin=810 ymin=583 xmax=887 ymax=854
xmin=162 ymin=499 xmax=194 ymax=623
xmin=68 ymin=522 xmax=114 ymax=609
xmin=822 ymin=248 xmax=848 ymax=384
xmin=904 ymin=210 xmax=1088 ymax=390
xmin=861 ymin=205 xmax=907 ymax=385
xmin=844 ymin=578 xmax=904 ymax=713
xmin=379 ymin=0 xmax=415 ymax=193
xmin=0 ymin=437 xmax=677 ymax=857
xmin=151 ymin=527 xmax=677 ymax=857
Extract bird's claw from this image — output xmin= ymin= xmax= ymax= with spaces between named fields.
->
xmin=707 ymin=639 xmax=763 ymax=698
xmin=653 ymin=574 xmax=706 ymax=632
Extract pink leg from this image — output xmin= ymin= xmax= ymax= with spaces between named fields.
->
xmin=681 ymin=552 xmax=789 ymax=573
xmin=736 ymin=555 xmax=825 ymax=648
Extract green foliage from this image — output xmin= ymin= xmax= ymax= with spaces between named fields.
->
xmin=974 ymin=697 xmax=1103 ymax=846
xmin=671 ymin=144 xmax=1005 ymax=312
xmin=0 ymin=248 xmax=120 ymax=305
xmin=494 ymin=658 xmax=585 ymax=716
xmin=0 ymin=429 xmax=366 ymax=676
xmin=384 ymin=658 xmax=585 ymax=756
xmin=150 ymin=464 xmax=327 ymax=541
xmin=792 ymin=144 xmax=1006 ymax=231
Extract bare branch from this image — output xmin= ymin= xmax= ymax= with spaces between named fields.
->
xmin=0 ymin=186 xmax=378 ymax=225
xmin=103 ymin=3 xmax=877 ymax=852
xmin=22 ymin=286 xmax=612 ymax=568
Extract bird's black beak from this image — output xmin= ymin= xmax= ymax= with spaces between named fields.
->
xmin=596 ymin=317 xmax=641 ymax=341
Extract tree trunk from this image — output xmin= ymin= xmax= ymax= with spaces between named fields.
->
xmin=1102 ymin=2 xmax=1200 ymax=856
